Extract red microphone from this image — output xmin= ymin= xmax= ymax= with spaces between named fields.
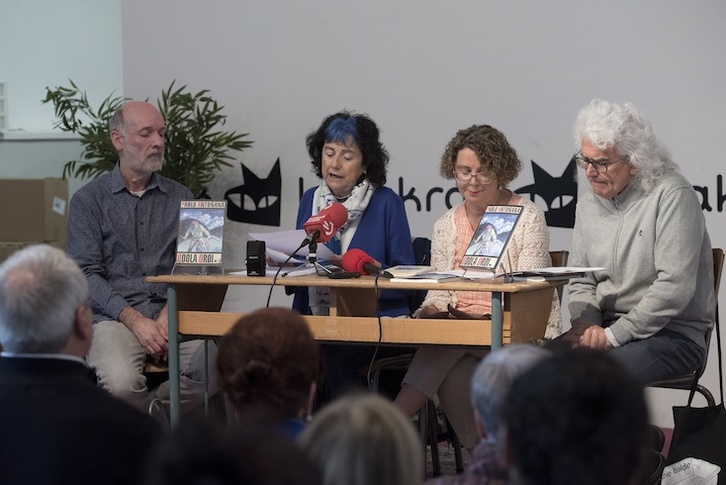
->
xmin=303 ymin=202 xmax=348 ymax=245
xmin=341 ymin=248 xmax=393 ymax=277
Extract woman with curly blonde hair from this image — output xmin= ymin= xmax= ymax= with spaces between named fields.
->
xmin=393 ymin=124 xmax=560 ymax=452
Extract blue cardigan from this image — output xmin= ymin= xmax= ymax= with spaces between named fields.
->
xmin=292 ymin=185 xmax=415 ymax=317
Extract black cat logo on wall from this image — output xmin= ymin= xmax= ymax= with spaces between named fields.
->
xmin=515 ymin=159 xmax=577 ymax=228
xmin=224 ymin=158 xmax=282 ymax=226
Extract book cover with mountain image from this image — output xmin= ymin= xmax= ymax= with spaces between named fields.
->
xmin=176 ymin=200 xmax=226 ymax=265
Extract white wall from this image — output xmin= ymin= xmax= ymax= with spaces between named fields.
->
xmin=120 ymin=0 xmax=726 ymax=427
xmin=0 ymin=0 xmax=123 ymax=133
xmin=120 ymin=0 xmax=726 ymax=248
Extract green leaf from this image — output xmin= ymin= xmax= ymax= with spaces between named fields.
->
xmin=44 ymin=79 xmax=253 ymax=196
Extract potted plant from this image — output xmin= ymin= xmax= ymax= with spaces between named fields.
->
xmin=43 ymin=80 xmax=252 ymax=198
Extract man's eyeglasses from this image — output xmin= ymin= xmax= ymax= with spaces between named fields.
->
xmin=573 ymin=151 xmax=625 ymax=173
xmin=453 ymin=170 xmax=495 ymax=185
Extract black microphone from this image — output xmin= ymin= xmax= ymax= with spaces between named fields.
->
xmin=342 ymin=248 xmax=393 ymax=277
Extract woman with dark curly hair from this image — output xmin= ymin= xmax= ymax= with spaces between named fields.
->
xmin=393 ymin=124 xmax=561 ymax=452
xmin=292 ymin=111 xmax=415 ymax=398
xmin=216 ymin=307 xmax=320 ymax=438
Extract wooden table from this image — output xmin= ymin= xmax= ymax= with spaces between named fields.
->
xmin=147 ymin=273 xmax=560 ymax=425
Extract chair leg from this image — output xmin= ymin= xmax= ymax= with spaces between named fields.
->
xmin=445 ymin=415 xmax=465 ymax=473
xmin=427 ymin=400 xmax=442 ymax=477
xmin=223 ymin=392 xmax=236 ymax=427
xmin=418 ymin=404 xmax=428 ymax=477
xmin=148 ymin=397 xmax=170 ymax=432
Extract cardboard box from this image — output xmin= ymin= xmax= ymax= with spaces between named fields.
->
xmin=0 ymin=240 xmax=67 ymax=264
xmin=0 ymin=178 xmax=69 ymax=242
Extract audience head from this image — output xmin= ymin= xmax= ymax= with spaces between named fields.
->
xmin=573 ymin=99 xmax=677 ymax=192
xmin=0 ymin=244 xmax=90 ymax=355
xmin=299 ymin=393 xmax=422 ymax=485
xmin=470 ymin=344 xmax=550 ymax=445
xmin=109 ymin=100 xmax=166 ymax=176
xmin=146 ymin=418 xmax=322 ymax=485
xmin=501 ymin=348 xmax=650 ymax=485
xmin=440 ymin=124 xmax=523 ymax=187
xmin=306 ymin=110 xmax=389 ymax=188
xmin=216 ymin=307 xmax=320 ymax=421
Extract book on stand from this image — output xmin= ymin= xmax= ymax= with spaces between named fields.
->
xmin=174 ymin=200 xmax=226 ymax=272
xmin=459 ymin=205 xmax=523 ymax=272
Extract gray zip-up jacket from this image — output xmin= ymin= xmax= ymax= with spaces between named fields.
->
xmin=568 ymin=170 xmax=714 ymax=348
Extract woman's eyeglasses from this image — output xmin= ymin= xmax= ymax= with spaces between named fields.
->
xmin=453 ymin=170 xmax=495 ymax=185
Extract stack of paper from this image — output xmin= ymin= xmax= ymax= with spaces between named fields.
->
xmin=249 ymin=229 xmax=337 ymax=263
xmin=508 ymin=266 xmax=604 ymax=281
xmin=386 ymin=265 xmax=464 ymax=283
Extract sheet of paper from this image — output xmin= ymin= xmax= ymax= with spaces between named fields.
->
xmin=265 ymin=247 xmax=306 ymax=265
xmin=462 ymin=270 xmax=498 ymax=280
xmin=389 ymin=272 xmax=462 ymax=283
xmin=249 ymin=229 xmax=337 ymax=261
xmin=228 ymin=265 xmax=317 ymax=277
xmin=265 ymin=265 xmax=317 ymax=277
xmin=385 ymin=264 xmax=437 ymax=278
xmin=511 ymin=266 xmax=605 ymax=275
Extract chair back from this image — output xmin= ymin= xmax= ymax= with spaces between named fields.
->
xmin=549 ymin=250 xmax=569 ymax=268
xmin=696 ymin=248 xmax=724 ymax=394
xmin=705 ymin=247 xmax=724 ymax=374
xmin=648 ymin=247 xmax=724 ymax=406
xmin=705 ymin=248 xmax=724 ymax=359
xmin=407 ymin=237 xmax=432 ymax=314
xmin=713 ymin=247 xmax=724 ymax=296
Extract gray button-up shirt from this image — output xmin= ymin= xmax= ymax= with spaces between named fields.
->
xmin=67 ymin=164 xmax=192 ymax=323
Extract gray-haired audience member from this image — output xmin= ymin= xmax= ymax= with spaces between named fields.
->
xmin=0 ymin=244 xmax=160 ymax=485
xmin=299 ymin=393 xmax=422 ymax=485
xmin=502 ymin=348 xmax=650 ymax=485
xmin=427 ymin=344 xmax=550 ymax=485
xmin=564 ymin=99 xmax=714 ymax=383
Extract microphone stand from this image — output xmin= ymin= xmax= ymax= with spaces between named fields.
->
xmin=492 ymin=249 xmax=515 ymax=282
xmin=307 ymin=236 xmax=329 ymax=276
xmin=502 ymin=249 xmax=515 ymax=282
xmin=308 ymin=239 xmax=318 ymax=265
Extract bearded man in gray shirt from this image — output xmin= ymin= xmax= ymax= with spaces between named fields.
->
xmin=68 ymin=101 xmax=217 ymax=413
xmin=562 ymin=99 xmax=714 ymax=384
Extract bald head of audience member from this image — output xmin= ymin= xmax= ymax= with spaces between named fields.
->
xmin=216 ymin=307 xmax=320 ymax=426
xmin=0 ymin=244 xmax=92 ymax=356
xmin=501 ymin=348 xmax=650 ymax=485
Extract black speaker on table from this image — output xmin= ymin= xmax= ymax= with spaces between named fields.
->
xmin=246 ymin=240 xmax=265 ymax=276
